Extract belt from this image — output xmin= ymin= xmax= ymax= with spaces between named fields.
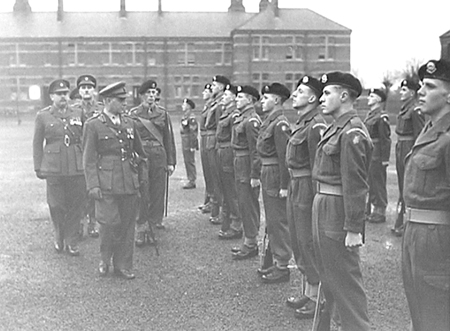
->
xmin=289 ymin=168 xmax=312 ymax=178
xmin=235 ymin=149 xmax=250 ymax=157
xmin=371 ymin=138 xmax=379 ymax=143
xmin=218 ymin=142 xmax=231 ymax=148
xmin=397 ymin=135 xmax=414 ymax=141
xmin=200 ymin=131 xmax=207 ymax=137
xmin=406 ymin=207 xmax=450 ymax=225
xmin=317 ymin=182 xmax=343 ymax=196
xmin=206 ymin=130 xmax=216 ymax=136
xmin=142 ymin=140 xmax=162 ymax=147
xmin=261 ymin=157 xmax=278 ymax=166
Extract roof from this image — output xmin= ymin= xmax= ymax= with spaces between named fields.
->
xmin=0 ymin=8 xmax=350 ymax=40
xmin=441 ymin=29 xmax=450 ymax=38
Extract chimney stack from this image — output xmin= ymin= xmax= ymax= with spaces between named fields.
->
xmin=57 ymin=0 xmax=63 ymax=22
xmin=120 ymin=0 xmax=127 ymax=18
xmin=228 ymin=0 xmax=245 ymax=12
xmin=272 ymin=0 xmax=279 ymax=17
xmin=13 ymin=0 xmax=31 ymax=14
xmin=259 ymin=0 xmax=270 ymax=12
xmin=158 ymin=0 xmax=163 ymax=16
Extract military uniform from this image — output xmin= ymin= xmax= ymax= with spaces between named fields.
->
xmin=199 ymin=98 xmax=214 ymax=207
xmin=129 ymin=103 xmax=176 ymax=228
xmin=364 ymin=107 xmax=391 ymax=221
xmin=312 ymin=109 xmax=372 ymax=331
xmin=180 ymin=112 xmax=199 ymax=187
xmin=33 ymin=81 xmax=86 ymax=254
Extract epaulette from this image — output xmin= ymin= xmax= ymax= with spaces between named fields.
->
xmin=312 ymin=123 xmax=328 ymax=130
xmin=381 ymin=114 xmax=390 ymax=123
xmin=38 ymin=105 xmax=52 ymax=113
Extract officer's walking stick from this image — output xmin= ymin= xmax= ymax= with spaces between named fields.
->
xmin=164 ymin=169 xmax=169 ymax=217
xmin=311 ymin=281 xmax=322 ymax=331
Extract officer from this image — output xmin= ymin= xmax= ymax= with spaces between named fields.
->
xmin=255 ymin=83 xmax=293 ymax=284
xmin=129 ymin=79 xmax=176 ymax=247
xmin=312 ymin=72 xmax=372 ymax=330
xmin=180 ymin=98 xmax=199 ymax=189
xmin=83 ymin=81 xmax=147 ymax=279
xmin=402 ymin=59 xmax=450 ymax=331
xmin=285 ymin=76 xmax=327 ymax=318
xmin=231 ymin=85 xmax=262 ymax=260
xmin=198 ymin=83 xmax=214 ymax=213
xmin=216 ymin=84 xmax=242 ymax=240
xmin=393 ymin=78 xmax=424 ymax=236
xmin=74 ymin=74 xmax=103 ymax=238
xmin=364 ymin=88 xmax=391 ymax=224
xmin=69 ymin=88 xmax=81 ymax=102
xmin=33 ymin=79 xmax=86 ymax=256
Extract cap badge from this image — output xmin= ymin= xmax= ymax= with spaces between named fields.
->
xmin=84 ymin=77 xmax=89 ymax=81
xmin=321 ymin=75 xmax=328 ymax=83
xmin=237 ymin=86 xmax=242 ymax=92
xmin=264 ymin=86 xmax=270 ymax=92
xmin=302 ymin=76 xmax=309 ymax=84
xmin=426 ymin=62 xmax=437 ymax=74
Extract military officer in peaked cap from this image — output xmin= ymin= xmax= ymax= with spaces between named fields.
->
xmin=285 ymin=76 xmax=327 ymax=318
xmin=312 ymin=72 xmax=372 ymax=330
xmin=129 ymin=79 xmax=176 ymax=247
xmin=180 ymin=98 xmax=199 ymax=190
xmin=393 ymin=78 xmax=425 ymax=236
xmin=364 ymin=88 xmax=391 ymax=224
xmin=83 ymin=81 xmax=148 ymax=279
xmin=402 ymin=59 xmax=450 ymax=331
xmin=231 ymin=85 xmax=262 ymax=260
xmin=256 ymin=83 xmax=293 ymax=284
xmin=33 ymin=79 xmax=86 ymax=257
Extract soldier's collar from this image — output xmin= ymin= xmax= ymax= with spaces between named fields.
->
xmin=240 ymin=104 xmax=254 ymax=116
xmin=334 ymin=109 xmax=357 ymax=128
xmin=265 ymin=108 xmax=284 ymax=122
xmin=296 ymin=106 xmax=319 ymax=125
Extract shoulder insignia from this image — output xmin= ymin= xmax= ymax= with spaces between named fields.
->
xmin=276 ymin=120 xmax=290 ymax=132
xmin=346 ymin=127 xmax=368 ymax=144
xmin=249 ymin=118 xmax=260 ymax=127
xmin=313 ymin=123 xmax=328 ymax=137
xmin=39 ymin=106 xmax=52 ymax=113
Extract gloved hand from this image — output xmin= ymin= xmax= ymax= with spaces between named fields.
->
xmin=88 ymin=187 xmax=103 ymax=200
xmin=35 ymin=170 xmax=46 ymax=180
xmin=167 ymin=165 xmax=175 ymax=176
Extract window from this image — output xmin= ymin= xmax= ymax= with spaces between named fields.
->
xmin=78 ymin=42 xmax=110 ymax=66
xmin=285 ymin=72 xmax=303 ymax=91
xmin=252 ymin=72 xmax=269 ymax=91
xmin=65 ymin=43 xmax=76 ymax=66
xmin=173 ymin=75 xmax=200 ymax=99
xmin=178 ymin=43 xmax=196 ymax=66
xmin=111 ymin=43 xmax=133 ymax=65
xmin=316 ymin=36 xmax=336 ymax=60
xmin=252 ymin=36 xmax=270 ymax=61
xmin=215 ymin=43 xmax=233 ymax=65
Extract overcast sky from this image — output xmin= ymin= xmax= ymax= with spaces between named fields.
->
xmin=2 ymin=0 xmax=450 ymax=87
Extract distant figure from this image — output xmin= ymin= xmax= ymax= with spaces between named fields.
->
xmin=180 ymin=98 xmax=198 ymax=189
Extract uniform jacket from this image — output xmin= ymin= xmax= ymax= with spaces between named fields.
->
xmin=205 ymin=92 xmax=224 ymax=149
xmin=364 ymin=107 xmax=391 ymax=162
xmin=256 ymin=108 xmax=291 ymax=190
xmin=73 ymin=99 xmax=103 ymax=122
xmin=83 ymin=112 xmax=147 ymax=195
xmin=313 ymin=110 xmax=373 ymax=234
xmin=180 ymin=113 xmax=199 ymax=150
xmin=404 ymin=112 xmax=450 ymax=211
xmin=216 ymin=102 xmax=238 ymax=144
xmin=231 ymin=104 xmax=262 ymax=180
xmin=129 ymin=103 xmax=176 ymax=166
xmin=396 ymin=98 xmax=425 ymax=140
xmin=199 ymin=99 xmax=212 ymax=135
xmin=33 ymin=105 xmax=84 ymax=177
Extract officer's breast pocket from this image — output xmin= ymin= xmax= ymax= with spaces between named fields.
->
xmin=41 ymin=144 xmax=61 ymax=173
xmin=412 ymin=153 xmax=443 ymax=193
xmin=98 ymin=134 xmax=116 ymax=149
xmin=287 ymin=136 xmax=306 ymax=164
xmin=321 ymin=142 xmax=340 ymax=173
xmin=97 ymin=158 xmax=114 ymax=191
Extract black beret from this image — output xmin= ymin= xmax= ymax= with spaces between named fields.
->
xmin=138 ymin=80 xmax=157 ymax=95
xmin=77 ymin=74 xmax=96 ymax=88
xmin=261 ymin=82 xmax=291 ymax=100
xmin=69 ymin=88 xmax=80 ymax=100
xmin=156 ymin=87 xmax=161 ymax=94
xmin=237 ymin=85 xmax=260 ymax=100
xmin=99 ymin=81 xmax=127 ymax=98
xmin=418 ymin=59 xmax=450 ymax=82
xmin=49 ymin=79 xmax=70 ymax=94
xmin=320 ymin=72 xmax=362 ymax=97
xmin=400 ymin=78 xmax=421 ymax=92
xmin=183 ymin=98 xmax=195 ymax=109
xmin=296 ymin=75 xmax=322 ymax=97
xmin=225 ymin=84 xmax=238 ymax=95
xmin=212 ymin=75 xmax=230 ymax=86
xmin=204 ymin=83 xmax=212 ymax=91
xmin=369 ymin=88 xmax=386 ymax=102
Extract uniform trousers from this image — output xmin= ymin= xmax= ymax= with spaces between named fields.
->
xmin=395 ymin=140 xmax=414 ymax=228
xmin=261 ymin=164 xmax=292 ymax=267
xmin=200 ymin=134 xmax=213 ymax=204
xmin=96 ymin=194 xmax=138 ymax=271
xmin=367 ymin=160 xmax=388 ymax=212
xmin=312 ymin=193 xmax=370 ymax=331
xmin=206 ymin=145 xmax=222 ymax=218
xmin=46 ymin=175 xmax=86 ymax=247
xmin=286 ymin=176 xmax=319 ymax=284
xmin=217 ymin=146 xmax=241 ymax=232
xmin=182 ymin=143 xmax=196 ymax=184
xmin=402 ymin=221 xmax=450 ymax=331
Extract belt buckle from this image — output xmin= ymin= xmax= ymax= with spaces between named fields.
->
xmin=64 ymin=135 xmax=70 ymax=147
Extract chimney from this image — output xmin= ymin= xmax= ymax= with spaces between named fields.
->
xmin=259 ymin=0 xmax=270 ymax=12
xmin=57 ymin=0 xmax=63 ymax=22
xmin=120 ymin=0 xmax=126 ymax=18
xmin=228 ymin=0 xmax=245 ymax=12
xmin=158 ymin=0 xmax=163 ymax=16
xmin=272 ymin=0 xmax=279 ymax=17
xmin=13 ymin=0 xmax=31 ymax=14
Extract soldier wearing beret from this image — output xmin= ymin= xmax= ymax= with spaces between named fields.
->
xmin=285 ymin=76 xmax=327 ymax=318
xmin=198 ymin=83 xmax=215 ymax=213
xmin=180 ymin=98 xmax=198 ymax=190
xmin=364 ymin=88 xmax=391 ymax=224
xmin=33 ymin=79 xmax=86 ymax=256
xmin=402 ymin=59 xmax=450 ymax=331
xmin=216 ymin=84 xmax=242 ymax=240
xmin=255 ymin=83 xmax=293 ymax=284
xmin=393 ymin=78 xmax=425 ymax=236
xmin=313 ymin=72 xmax=372 ymax=330
xmin=231 ymin=85 xmax=262 ymax=260
xmin=83 ymin=82 xmax=147 ymax=279
xmin=129 ymin=80 xmax=176 ymax=246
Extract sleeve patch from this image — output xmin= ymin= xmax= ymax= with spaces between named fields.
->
xmin=346 ymin=127 xmax=368 ymax=144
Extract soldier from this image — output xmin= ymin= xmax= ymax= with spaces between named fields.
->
xmin=230 ymin=85 xmax=262 ymax=260
xmin=180 ymin=98 xmax=199 ymax=189
xmin=364 ymin=88 xmax=391 ymax=224
xmin=33 ymin=79 xmax=86 ymax=256
xmin=74 ymin=74 xmax=103 ymax=238
xmin=129 ymin=79 xmax=176 ymax=246
xmin=198 ymin=83 xmax=214 ymax=213
xmin=393 ymin=78 xmax=424 ymax=236
xmin=402 ymin=59 xmax=450 ymax=331
xmin=312 ymin=72 xmax=372 ymax=330
xmin=285 ymin=76 xmax=326 ymax=318
xmin=83 ymin=81 xmax=147 ymax=279
xmin=69 ymin=88 xmax=81 ymax=102
xmin=216 ymin=84 xmax=242 ymax=240
xmin=155 ymin=87 xmax=162 ymax=106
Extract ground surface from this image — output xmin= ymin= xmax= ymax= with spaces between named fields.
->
xmin=0 ymin=114 xmax=409 ymax=331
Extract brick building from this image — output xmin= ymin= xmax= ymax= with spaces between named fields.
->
xmin=0 ymin=0 xmax=351 ymax=111
xmin=441 ymin=29 xmax=450 ymax=61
